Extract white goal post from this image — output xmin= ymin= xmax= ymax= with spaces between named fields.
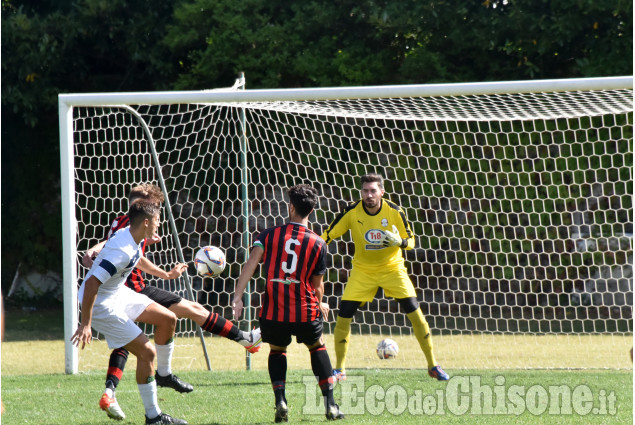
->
xmin=60 ymin=76 xmax=633 ymax=374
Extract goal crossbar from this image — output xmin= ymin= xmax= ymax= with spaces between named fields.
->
xmin=59 ymin=76 xmax=632 ymax=106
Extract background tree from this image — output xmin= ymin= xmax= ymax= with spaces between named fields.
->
xmin=1 ymin=0 xmax=632 ymax=295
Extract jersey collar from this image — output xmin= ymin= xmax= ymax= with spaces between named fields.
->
xmin=362 ymin=199 xmax=383 ymax=216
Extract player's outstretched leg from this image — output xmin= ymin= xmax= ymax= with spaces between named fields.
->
xmin=175 ymin=299 xmax=263 ymax=354
xmin=199 ymin=309 xmax=262 ymax=353
xmin=100 ymin=348 xmax=129 ymax=420
xmin=241 ymin=327 xmax=263 ymax=353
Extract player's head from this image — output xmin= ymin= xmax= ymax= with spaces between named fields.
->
xmin=288 ymin=184 xmax=319 ymax=218
xmin=128 ymin=200 xmax=161 ymax=236
xmin=129 ymin=183 xmax=165 ymax=205
xmin=361 ymin=173 xmax=384 ymax=190
xmin=360 ymin=173 xmax=385 ymax=210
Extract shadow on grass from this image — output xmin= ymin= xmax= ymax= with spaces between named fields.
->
xmin=3 ymin=306 xmax=64 ymax=341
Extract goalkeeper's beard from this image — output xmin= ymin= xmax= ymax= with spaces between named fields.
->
xmin=363 ymin=198 xmax=380 ymax=209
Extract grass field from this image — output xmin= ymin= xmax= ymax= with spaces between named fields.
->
xmin=2 ymin=368 xmax=632 ymax=424
xmin=1 ymin=308 xmax=633 ymax=424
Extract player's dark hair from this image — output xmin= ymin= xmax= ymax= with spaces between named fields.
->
xmin=129 ymin=183 xmax=165 ymax=204
xmin=288 ymin=184 xmax=319 ymax=218
xmin=128 ymin=201 xmax=160 ymax=226
xmin=361 ymin=173 xmax=384 ymax=189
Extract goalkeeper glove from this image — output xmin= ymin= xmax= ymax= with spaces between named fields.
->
xmin=381 ymin=230 xmax=406 ymax=248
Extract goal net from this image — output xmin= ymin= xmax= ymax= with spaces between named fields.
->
xmin=60 ymin=77 xmax=633 ymax=373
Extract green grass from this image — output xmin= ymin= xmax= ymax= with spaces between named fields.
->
xmin=2 ymin=307 xmax=632 ymax=424
xmin=3 ymin=306 xmax=64 ymax=341
xmin=2 ymin=369 xmax=632 ymax=424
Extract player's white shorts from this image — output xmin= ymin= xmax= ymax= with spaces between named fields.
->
xmin=82 ymin=286 xmax=153 ymax=349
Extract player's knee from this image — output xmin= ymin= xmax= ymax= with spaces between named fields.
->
xmin=137 ymin=342 xmax=156 ymax=364
xmin=338 ymin=300 xmax=361 ymax=318
xmin=177 ymin=300 xmax=208 ymax=323
xmin=397 ymin=297 xmax=419 ymax=314
xmin=190 ymin=302 xmax=209 ymax=321
xmin=161 ymin=310 xmax=177 ymax=330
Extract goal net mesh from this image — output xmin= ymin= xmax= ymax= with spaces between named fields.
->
xmin=72 ymin=86 xmax=633 ymax=370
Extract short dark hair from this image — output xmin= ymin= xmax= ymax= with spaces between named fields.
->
xmin=128 ymin=201 xmax=160 ymax=226
xmin=129 ymin=183 xmax=165 ymax=204
xmin=288 ymin=184 xmax=319 ymax=218
xmin=360 ymin=173 xmax=384 ymax=189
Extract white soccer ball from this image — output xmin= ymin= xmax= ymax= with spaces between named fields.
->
xmin=376 ymin=338 xmax=399 ymax=359
xmin=194 ymin=246 xmax=226 ymax=277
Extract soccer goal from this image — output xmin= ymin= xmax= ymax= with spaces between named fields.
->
xmin=60 ymin=76 xmax=633 ymax=374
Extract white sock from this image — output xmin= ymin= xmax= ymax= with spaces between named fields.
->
xmin=155 ymin=340 xmax=174 ymax=377
xmin=138 ymin=380 xmax=161 ymax=419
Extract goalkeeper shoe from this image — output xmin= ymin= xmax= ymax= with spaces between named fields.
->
xmin=274 ymin=400 xmax=289 ymax=423
xmin=332 ymin=369 xmax=347 ymax=382
xmin=145 ymin=412 xmax=188 ymax=424
xmin=428 ymin=365 xmax=450 ymax=381
xmin=243 ymin=327 xmax=263 ymax=353
xmin=155 ymin=373 xmax=194 ymax=393
xmin=99 ymin=393 xmax=126 ymax=421
xmin=325 ymin=404 xmax=345 ymax=420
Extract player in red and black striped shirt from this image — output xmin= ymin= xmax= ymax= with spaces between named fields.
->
xmin=82 ymin=184 xmax=262 ymax=421
xmin=232 ymin=184 xmax=344 ymax=422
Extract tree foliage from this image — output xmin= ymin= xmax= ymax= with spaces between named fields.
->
xmin=1 ymin=0 xmax=632 ymax=287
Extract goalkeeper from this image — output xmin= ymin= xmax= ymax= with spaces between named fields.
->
xmin=321 ymin=173 xmax=449 ymax=381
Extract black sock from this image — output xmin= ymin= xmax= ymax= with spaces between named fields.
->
xmin=201 ymin=312 xmax=243 ymax=341
xmin=310 ymin=345 xmax=335 ymax=406
xmin=268 ymin=350 xmax=287 ymax=404
xmin=105 ymin=348 xmax=129 ymax=392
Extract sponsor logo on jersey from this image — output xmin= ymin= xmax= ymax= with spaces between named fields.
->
xmin=271 ymin=278 xmax=301 ymax=285
xmin=365 ymin=229 xmax=385 ymax=250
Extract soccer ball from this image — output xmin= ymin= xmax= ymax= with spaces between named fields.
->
xmin=376 ymin=338 xmax=399 ymax=359
xmin=194 ymin=246 xmax=226 ymax=277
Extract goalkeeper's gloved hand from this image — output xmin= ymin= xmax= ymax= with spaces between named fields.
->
xmin=381 ymin=230 xmax=404 ymax=248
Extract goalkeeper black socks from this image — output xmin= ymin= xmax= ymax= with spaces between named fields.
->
xmin=202 ymin=312 xmax=243 ymax=341
xmin=269 ymin=350 xmax=287 ymax=404
xmin=310 ymin=345 xmax=335 ymax=406
xmin=105 ymin=348 xmax=129 ymax=391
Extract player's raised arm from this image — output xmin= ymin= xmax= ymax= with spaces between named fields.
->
xmin=232 ymin=246 xmax=264 ymax=320
xmin=82 ymin=240 xmax=107 ymax=268
xmin=321 ymin=203 xmax=354 ymax=244
xmin=136 ymin=256 xmax=187 ymax=280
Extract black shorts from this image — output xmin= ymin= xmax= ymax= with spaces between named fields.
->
xmin=260 ymin=317 xmax=324 ymax=347
xmin=139 ymin=285 xmax=182 ymax=309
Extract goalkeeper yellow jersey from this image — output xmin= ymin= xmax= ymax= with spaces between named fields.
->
xmin=321 ymin=199 xmax=415 ymax=271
